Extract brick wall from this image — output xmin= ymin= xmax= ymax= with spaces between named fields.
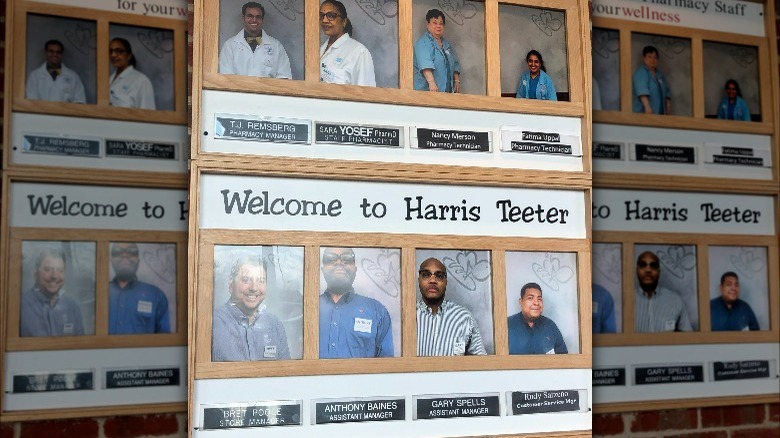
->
xmin=0 ymin=413 xmax=186 ymax=438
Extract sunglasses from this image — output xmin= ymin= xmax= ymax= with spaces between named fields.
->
xmin=637 ymin=260 xmax=659 ymax=269
xmin=322 ymin=252 xmax=356 ymax=265
xmin=319 ymin=12 xmax=341 ymax=21
xmin=419 ymin=270 xmax=446 ymax=280
xmin=112 ymin=248 xmax=139 ymax=257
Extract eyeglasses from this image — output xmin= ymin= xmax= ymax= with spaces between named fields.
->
xmin=109 ymin=48 xmax=127 ymax=54
xmin=112 ymin=247 xmax=139 ymax=257
xmin=419 ymin=270 xmax=446 ymax=280
xmin=322 ymin=252 xmax=356 ymax=265
xmin=637 ymin=260 xmax=659 ymax=269
xmin=726 ymin=87 xmax=737 ymax=91
xmin=319 ymin=12 xmax=341 ymax=21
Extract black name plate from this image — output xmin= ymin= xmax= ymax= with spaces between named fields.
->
xmin=417 ymin=128 xmax=490 ymax=152
xmin=713 ymin=361 xmax=771 ymax=381
xmin=593 ymin=143 xmax=622 ymax=160
xmin=23 ymin=134 xmax=100 ymax=157
xmin=314 ymin=398 xmax=405 ymax=424
xmin=721 ymin=146 xmax=754 ymax=156
xmin=712 ymin=155 xmax=763 ymax=166
xmin=635 ymin=365 xmax=704 ymax=385
xmin=635 ymin=144 xmax=696 ymax=164
xmin=510 ymin=390 xmax=581 ymax=415
xmin=522 ymin=131 xmax=561 ymax=143
xmin=315 ymin=123 xmax=401 ymax=147
xmin=106 ymin=140 xmax=177 ymax=160
xmin=201 ymin=402 xmax=301 ymax=430
xmin=593 ymin=368 xmax=626 ymax=386
xmin=510 ymin=141 xmax=572 ymax=155
xmin=13 ymin=371 xmax=94 ymax=393
xmin=415 ymin=394 xmax=500 ymax=420
xmin=215 ymin=116 xmax=310 ymax=144
xmin=105 ymin=367 xmax=180 ymax=389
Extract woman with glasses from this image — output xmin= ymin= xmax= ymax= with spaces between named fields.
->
xmin=413 ymin=8 xmax=460 ymax=93
xmin=108 ymin=38 xmax=156 ymax=109
xmin=319 ymin=0 xmax=376 ymax=87
xmin=716 ymin=79 xmax=751 ymax=121
xmin=515 ymin=50 xmax=557 ymax=101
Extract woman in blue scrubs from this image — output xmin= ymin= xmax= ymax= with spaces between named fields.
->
xmin=716 ymin=79 xmax=751 ymax=121
xmin=515 ymin=50 xmax=557 ymax=100
xmin=632 ymin=45 xmax=670 ymax=114
xmin=413 ymin=9 xmax=461 ymax=93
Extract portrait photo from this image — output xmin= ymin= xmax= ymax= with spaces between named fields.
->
xmin=592 ymin=27 xmax=620 ymax=111
xmin=108 ymin=242 xmax=177 ymax=335
xmin=707 ymin=246 xmax=769 ymax=331
xmin=505 ymin=251 xmax=579 ymax=354
xmin=20 ymin=240 xmax=96 ymax=337
xmin=319 ymin=246 xmax=401 ymax=359
xmin=703 ymin=41 xmax=760 ymax=122
xmin=25 ymin=14 xmax=96 ymax=104
xmin=631 ymin=33 xmax=692 ymax=116
xmin=212 ymin=245 xmax=304 ymax=361
xmin=592 ymin=243 xmax=622 ymax=334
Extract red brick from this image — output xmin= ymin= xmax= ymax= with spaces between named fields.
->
xmin=701 ymin=404 xmax=764 ymax=427
xmin=731 ymin=426 xmax=780 ymax=438
xmin=1 ymin=424 xmax=14 ymax=438
xmin=593 ymin=413 xmax=624 ymax=436
xmin=630 ymin=408 xmax=697 ymax=432
xmin=663 ymin=432 xmax=727 ymax=438
xmin=103 ymin=414 xmax=179 ymax=438
xmin=768 ymin=403 xmax=779 ymax=423
xmin=20 ymin=418 xmax=98 ymax=438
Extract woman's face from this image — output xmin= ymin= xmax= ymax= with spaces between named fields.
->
xmin=642 ymin=51 xmax=659 ymax=71
xmin=527 ymin=54 xmax=541 ymax=75
xmin=725 ymin=83 xmax=738 ymax=100
xmin=320 ymin=3 xmax=346 ymax=39
xmin=427 ymin=16 xmax=445 ymax=40
xmin=109 ymin=40 xmax=132 ymax=70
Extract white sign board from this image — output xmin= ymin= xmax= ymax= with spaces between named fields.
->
xmin=32 ymin=0 xmax=188 ymax=20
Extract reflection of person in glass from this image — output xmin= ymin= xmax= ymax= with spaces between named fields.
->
xmin=592 ymin=283 xmax=616 ymax=333
xmin=219 ymin=2 xmax=292 ymax=78
xmin=507 ymin=282 xmax=567 ymax=354
xmin=26 ymin=39 xmax=86 ymax=103
xmin=319 ymin=248 xmax=393 ymax=358
xmin=109 ymin=243 xmax=170 ymax=334
xmin=632 ymin=45 xmax=670 ymax=114
xmin=710 ymin=272 xmax=759 ymax=331
xmin=635 ymin=251 xmax=692 ymax=332
xmin=417 ymin=258 xmax=486 ymax=356
xmin=213 ymin=256 xmax=290 ymax=361
xmin=413 ymin=9 xmax=460 ymax=93
xmin=20 ymin=250 xmax=85 ymax=337
xmin=109 ymin=38 xmax=156 ymax=109
xmin=516 ymin=50 xmax=557 ymax=101
xmin=716 ymin=79 xmax=751 ymax=121
xmin=319 ymin=0 xmax=376 ymax=86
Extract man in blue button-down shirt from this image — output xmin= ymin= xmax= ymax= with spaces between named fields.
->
xmin=710 ymin=271 xmax=759 ymax=331
xmin=319 ymin=247 xmax=394 ymax=358
xmin=507 ymin=282 xmax=567 ymax=355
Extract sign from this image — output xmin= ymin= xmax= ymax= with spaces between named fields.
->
xmin=593 ymin=143 xmax=623 ymax=160
xmin=105 ymin=367 xmax=180 ymax=389
xmin=214 ymin=114 xmax=311 ymax=144
xmin=509 ymin=390 xmax=582 ymax=415
xmin=414 ymin=394 xmax=500 ymax=420
xmin=633 ymin=144 xmax=696 ymax=164
xmin=705 ymin=143 xmax=771 ymax=168
xmin=201 ymin=402 xmax=302 ymax=430
xmin=415 ymin=128 xmax=491 ymax=152
xmin=593 ymin=368 xmax=626 ymax=386
xmin=712 ymin=361 xmax=771 ymax=381
xmin=106 ymin=140 xmax=178 ymax=160
xmin=315 ymin=122 xmax=402 ymax=147
xmin=22 ymin=134 xmax=100 ymax=157
xmin=500 ymin=129 xmax=581 ymax=156
xmin=12 ymin=371 xmax=94 ymax=393
xmin=313 ymin=397 xmax=405 ymax=424
xmin=32 ymin=0 xmax=188 ymax=20
xmin=634 ymin=365 xmax=704 ymax=385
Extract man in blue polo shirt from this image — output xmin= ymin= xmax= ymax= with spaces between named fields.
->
xmin=710 ymin=271 xmax=759 ymax=331
xmin=109 ymin=243 xmax=170 ymax=334
xmin=507 ymin=282 xmax=567 ymax=355
xmin=319 ymin=247 xmax=394 ymax=358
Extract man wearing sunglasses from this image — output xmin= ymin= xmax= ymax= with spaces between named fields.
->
xmin=416 ymin=257 xmax=486 ymax=356
xmin=109 ymin=242 xmax=170 ymax=334
xmin=319 ymin=247 xmax=394 ymax=358
xmin=635 ymin=251 xmax=692 ymax=332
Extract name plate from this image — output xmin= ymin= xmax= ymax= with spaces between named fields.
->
xmin=315 ymin=122 xmax=402 ymax=147
xmin=635 ymin=364 xmax=704 ymax=385
xmin=414 ymin=393 xmax=500 ymax=420
xmin=593 ymin=368 xmax=626 ymax=386
xmin=105 ymin=139 xmax=177 ymax=160
xmin=508 ymin=390 xmax=582 ymax=415
xmin=704 ymin=144 xmax=771 ymax=168
xmin=201 ymin=401 xmax=302 ymax=430
xmin=214 ymin=114 xmax=311 ymax=144
xmin=633 ymin=144 xmax=696 ymax=164
xmin=22 ymin=134 xmax=100 ymax=157
xmin=313 ymin=397 xmax=405 ymax=424
xmin=501 ymin=129 xmax=579 ymax=156
xmin=593 ymin=143 xmax=623 ymax=160
xmin=416 ymin=128 xmax=491 ymax=152
xmin=105 ymin=367 xmax=180 ymax=389
xmin=712 ymin=360 xmax=771 ymax=381
xmin=12 ymin=370 xmax=94 ymax=393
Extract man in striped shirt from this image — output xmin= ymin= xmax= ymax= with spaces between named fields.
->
xmin=416 ymin=257 xmax=486 ymax=356
xmin=634 ymin=251 xmax=692 ymax=332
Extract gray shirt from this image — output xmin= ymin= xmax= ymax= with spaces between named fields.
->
xmin=212 ymin=301 xmax=291 ymax=361
xmin=635 ymin=286 xmax=692 ymax=332
xmin=20 ymin=287 xmax=85 ymax=337
xmin=417 ymin=299 xmax=486 ymax=356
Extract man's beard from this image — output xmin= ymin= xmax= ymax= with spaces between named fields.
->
xmin=639 ymin=280 xmax=658 ymax=293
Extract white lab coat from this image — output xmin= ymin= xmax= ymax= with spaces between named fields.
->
xmin=109 ymin=65 xmax=156 ymax=110
xmin=26 ymin=62 xmax=86 ymax=103
xmin=320 ymin=34 xmax=375 ymax=87
xmin=219 ymin=29 xmax=292 ymax=78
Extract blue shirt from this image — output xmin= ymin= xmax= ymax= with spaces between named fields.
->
xmin=413 ymin=31 xmax=461 ymax=93
xmin=20 ymin=287 xmax=85 ymax=337
xmin=710 ymin=297 xmax=759 ymax=331
xmin=212 ymin=302 xmax=291 ymax=361
xmin=109 ymin=278 xmax=170 ymax=334
xmin=632 ymin=65 xmax=670 ymax=114
xmin=516 ymin=70 xmax=557 ymax=100
xmin=507 ymin=313 xmax=567 ymax=354
xmin=592 ymin=284 xmax=617 ymax=334
xmin=319 ymin=289 xmax=394 ymax=358
xmin=716 ymin=96 xmax=751 ymax=121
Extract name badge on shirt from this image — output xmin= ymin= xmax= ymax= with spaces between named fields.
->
xmin=264 ymin=345 xmax=277 ymax=358
xmin=137 ymin=300 xmax=153 ymax=314
xmin=454 ymin=341 xmax=466 ymax=355
xmin=354 ymin=317 xmax=372 ymax=333
xmin=592 ymin=301 xmax=599 ymax=314
xmin=546 ymin=348 xmax=555 ymax=354
xmin=63 ymin=323 xmax=74 ymax=335
xmin=265 ymin=46 xmax=274 ymax=55
xmin=742 ymin=326 xmax=750 ymax=331
xmin=664 ymin=320 xmax=675 ymax=331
